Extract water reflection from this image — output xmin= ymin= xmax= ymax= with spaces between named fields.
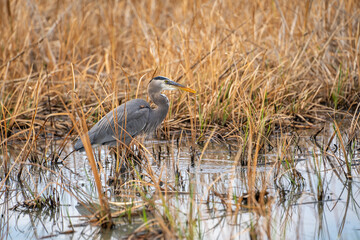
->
xmin=1 ymin=121 xmax=360 ymax=239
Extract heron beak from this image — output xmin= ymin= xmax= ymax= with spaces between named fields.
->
xmin=166 ymin=80 xmax=197 ymax=93
xmin=178 ymin=86 xmax=197 ymax=93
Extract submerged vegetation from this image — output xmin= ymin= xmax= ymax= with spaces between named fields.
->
xmin=1 ymin=0 xmax=360 ymax=239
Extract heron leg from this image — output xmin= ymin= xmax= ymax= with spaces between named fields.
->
xmin=126 ymin=142 xmax=146 ymax=168
xmin=108 ymin=146 xmax=130 ymax=188
xmin=109 ymin=146 xmax=127 ymax=173
xmin=108 ymin=143 xmax=146 ymax=188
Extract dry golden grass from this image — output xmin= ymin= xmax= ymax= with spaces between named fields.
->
xmin=1 ymin=0 xmax=359 ymax=143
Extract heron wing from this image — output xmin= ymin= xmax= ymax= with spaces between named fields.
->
xmin=87 ymin=99 xmax=151 ymax=147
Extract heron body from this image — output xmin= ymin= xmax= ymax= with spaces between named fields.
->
xmin=74 ymin=76 xmax=195 ymax=151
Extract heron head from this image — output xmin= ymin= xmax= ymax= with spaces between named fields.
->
xmin=150 ymin=76 xmax=196 ymax=93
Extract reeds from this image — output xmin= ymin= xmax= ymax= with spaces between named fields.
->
xmin=1 ymin=1 xmax=359 ymax=137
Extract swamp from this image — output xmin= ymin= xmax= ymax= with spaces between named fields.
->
xmin=1 ymin=0 xmax=360 ymax=239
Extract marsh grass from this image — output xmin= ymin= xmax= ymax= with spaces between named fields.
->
xmin=1 ymin=0 xmax=360 ymax=238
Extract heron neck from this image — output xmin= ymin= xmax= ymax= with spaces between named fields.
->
xmin=150 ymin=90 xmax=169 ymax=106
xmin=149 ymin=91 xmax=169 ymax=129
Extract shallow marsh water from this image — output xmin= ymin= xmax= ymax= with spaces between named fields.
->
xmin=1 ymin=121 xmax=360 ymax=239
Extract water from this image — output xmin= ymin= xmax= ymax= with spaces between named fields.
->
xmin=1 ymin=121 xmax=360 ymax=239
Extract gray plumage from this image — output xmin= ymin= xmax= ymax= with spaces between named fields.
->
xmin=74 ymin=76 xmax=196 ymax=151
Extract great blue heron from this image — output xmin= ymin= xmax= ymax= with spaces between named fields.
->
xmin=74 ymin=76 xmax=196 ymax=151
